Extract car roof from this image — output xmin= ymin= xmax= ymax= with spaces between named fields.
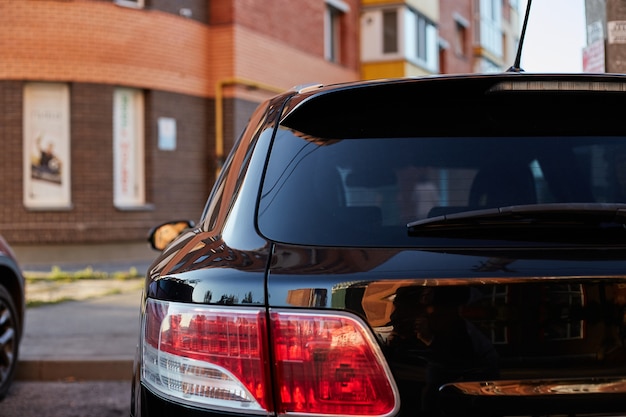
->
xmin=279 ymin=72 xmax=626 ymax=139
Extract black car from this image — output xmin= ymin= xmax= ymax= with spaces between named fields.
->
xmin=0 ymin=235 xmax=24 ymax=400
xmin=131 ymin=73 xmax=626 ymax=417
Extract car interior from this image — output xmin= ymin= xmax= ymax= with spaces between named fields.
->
xmin=258 ymin=133 xmax=626 ymax=246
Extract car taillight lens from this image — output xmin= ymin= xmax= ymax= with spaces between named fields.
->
xmin=142 ymin=300 xmax=271 ymax=412
xmin=271 ymin=310 xmax=398 ymax=416
xmin=142 ymin=299 xmax=399 ymax=416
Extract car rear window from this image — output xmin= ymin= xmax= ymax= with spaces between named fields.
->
xmin=257 ymin=128 xmax=626 ymax=246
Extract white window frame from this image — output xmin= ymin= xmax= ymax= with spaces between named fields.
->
xmin=478 ymin=0 xmax=503 ymax=58
xmin=361 ymin=7 xmax=403 ymax=62
xmin=114 ymin=0 xmax=144 ymax=9
xmin=382 ymin=9 xmax=399 ymax=54
xmin=454 ymin=13 xmax=470 ymax=56
xmin=404 ymin=8 xmax=438 ymax=72
xmin=361 ymin=5 xmax=438 ymax=72
xmin=325 ymin=0 xmax=349 ymax=63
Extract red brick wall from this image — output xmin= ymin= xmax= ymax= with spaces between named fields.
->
xmin=438 ymin=0 xmax=474 ymax=74
xmin=209 ymin=0 xmax=235 ymax=24
xmin=0 ymin=82 xmax=24 ymax=236
xmin=0 ymin=0 xmax=360 ymax=245
xmin=0 ymin=81 xmax=213 ymax=244
xmin=146 ymin=90 xmax=213 ymax=221
xmin=0 ymin=1 xmax=212 ymax=97
xmin=234 ymin=0 xmax=327 ymax=59
xmin=228 ymin=0 xmax=361 ymax=71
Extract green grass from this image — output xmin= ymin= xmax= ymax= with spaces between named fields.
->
xmin=25 ymin=288 xmax=130 ymax=308
xmin=24 ymin=266 xmax=142 ymax=282
xmin=24 ymin=267 xmax=143 ymax=308
xmin=26 ymin=297 xmax=76 ymax=308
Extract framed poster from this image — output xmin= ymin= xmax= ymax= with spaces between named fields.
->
xmin=23 ymin=83 xmax=71 ymax=209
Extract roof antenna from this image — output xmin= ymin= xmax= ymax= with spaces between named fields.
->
xmin=507 ymin=0 xmax=532 ymax=72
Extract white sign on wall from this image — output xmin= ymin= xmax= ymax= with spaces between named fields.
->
xmin=23 ymin=83 xmax=71 ymax=209
xmin=113 ymin=88 xmax=145 ymax=208
xmin=608 ymin=21 xmax=626 ymax=44
xmin=158 ymin=117 xmax=177 ymax=151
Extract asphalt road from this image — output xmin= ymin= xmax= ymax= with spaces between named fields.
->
xmin=2 ymin=381 xmax=131 ymax=417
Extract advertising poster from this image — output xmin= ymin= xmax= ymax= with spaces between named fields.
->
xmin=113 ymin=88 xmax=145 ymax=208
xmin=23 ymin=83 xmax=71 ymax=208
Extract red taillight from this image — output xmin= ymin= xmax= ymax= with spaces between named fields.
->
xmin=271 ymin=311 xmax=398 ymax=416
xmin=142 ymin=300 xmax=271 ymax=412
xmin=142 ymin=300 xmax=399 ymax=416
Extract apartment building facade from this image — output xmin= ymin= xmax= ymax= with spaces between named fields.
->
xmin=0 ymin=0 xmax=359 ymax=245
xmin=360 ymin=0 xmax=521 ymax=77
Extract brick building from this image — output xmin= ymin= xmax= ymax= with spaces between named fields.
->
xmin=360 ymin=0 xmax=521 ymax=78
xmin=0 ymin=0 xmax=360 ymax=246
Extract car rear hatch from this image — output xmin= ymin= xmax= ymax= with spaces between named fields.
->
xmin=260 ymin=74 xmax=626 ymax=416
xmin=267 ymin=244 xmax=626 ymax=416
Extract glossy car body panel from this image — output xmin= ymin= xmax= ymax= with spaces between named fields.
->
xmin=0 ymin=236 xmax=25 ymax=323
xmin=0 ymin=234 xmax=25 ymax=400
xmin=268 ymin=244 xmax=626 ymax=415
xmin=133 ymin=73 xmax=626 ymax=417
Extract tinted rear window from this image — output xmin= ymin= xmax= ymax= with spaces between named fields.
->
xmin=257 ymin=128 xmax=626 ymax=246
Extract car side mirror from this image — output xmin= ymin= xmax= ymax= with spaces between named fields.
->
xmin=148 ymin=220 xmax=195 ymax=251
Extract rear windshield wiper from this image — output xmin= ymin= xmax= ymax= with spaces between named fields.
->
xmin=407 ymin=203 xmax=626 ymax=241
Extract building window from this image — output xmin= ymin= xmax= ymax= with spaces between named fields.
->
xmin=361 ymin=5 xmax=437 ymax=73
xmin=325 ymin=0 xmax=349 ymax=63
xmin=455 ymin=22 xmax=467 ymax=56
xmin=454 ymin=13 xmax=469 ymax=57
xmin=405 ymin=8 xmax=438 ymax=72
xmin=476 ymin=56 xmax=501 ymax=73
xmin=438 ymin=38 xmax=449 ymax=74
xmin=416 ymin=14 xmax=427 ymax=61
xmin=114 ymin=0 xmax=144 ymax=8
xmin=478 ymin=0 xmax=503 ymax=58
xmin=382 ymin=9 xmax=398 ymax=54
xmin=113 ymin=88 xmax=145 ymax=208
xmin=23 ymin=83 xmax=71 ymax=209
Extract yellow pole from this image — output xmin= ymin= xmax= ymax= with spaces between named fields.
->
xmin=214 ymin=77 xmax=285 ymax=178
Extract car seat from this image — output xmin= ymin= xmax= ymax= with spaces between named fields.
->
xmin=469 ymin=162 xmax=537 ymax=208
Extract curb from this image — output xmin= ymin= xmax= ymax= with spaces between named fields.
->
xmin=16 ymin=359 xmax=134 ymax=381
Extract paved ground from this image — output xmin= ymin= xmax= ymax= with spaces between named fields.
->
xmin=17 ymin=286 xmax=144 ymax=381
xmin=25 ymin=277 xmax=144 ymax=305
xmin=3 ymin=381 xmax=131 ymax=417
xmin=12 ymin=242 xmax=155 ymax=273
xmin=10 ymin=241 xmax=156 ymax=382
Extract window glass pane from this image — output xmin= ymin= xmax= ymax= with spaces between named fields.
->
xmin=479 ymin=0 xmax=503 ymax=57
xmin=382 ymin=10 xmax=398 ymax=54
xmin=325 ymin=6 xmax=341 ymax=62
xmin=404 ymin=9 xmax=437 ymax=71
xmin=114 ymin=0 xmax=144 ymax=8
xmin=259 ymin=132 xmax=626 ymax=247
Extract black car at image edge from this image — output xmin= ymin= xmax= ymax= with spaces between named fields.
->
xmin=0 ymin=235 xmax=24 ymax=401
xmin=131 ymin=72 xmax=626 ymax=417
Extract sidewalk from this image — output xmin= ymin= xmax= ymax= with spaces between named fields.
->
xmin=12 ymin=242 xmax=156 ymax=382
xmin=16 ymin=289 xmax=143 ymax=381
